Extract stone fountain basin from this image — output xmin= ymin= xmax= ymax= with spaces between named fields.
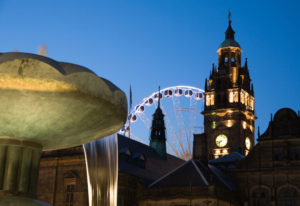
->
xmin=0 ymin=52 xmax=127 ymax=150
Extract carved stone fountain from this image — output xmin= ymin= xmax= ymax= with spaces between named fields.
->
xmin=0 ymin=52 xmax=127 ymax=205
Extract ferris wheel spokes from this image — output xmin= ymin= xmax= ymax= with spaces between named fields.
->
xmin=136 ymin=111 xmax=151 ymax=130
xmin=159 ymin=102 xmax=183 ymax=157
xmin=121 ymin=85 xmax=205 ymax=160
xmin=187 ymin=97 xmax=198 ymax=155
xmin=173 ymin=94 xmax=192 ymax=152
xmin=171 ymin=94 xmax=188 ymax=157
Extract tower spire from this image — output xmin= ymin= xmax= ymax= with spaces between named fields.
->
xmin=158 ymin=86 xmax=161 ymax=108
xmin=149 ymin=86 xmax=167 ymax=159
xmin=219 ymin=11 xmax=240 ymax=49
xmin=225 ymin=11 xmax=235 ymax=40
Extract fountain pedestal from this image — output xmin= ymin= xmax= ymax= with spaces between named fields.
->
xmin=0 ymin=139 xmax=48 ymax=206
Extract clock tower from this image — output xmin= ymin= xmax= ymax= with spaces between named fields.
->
xmin=202 ymin=14 xmax=256 ymax=159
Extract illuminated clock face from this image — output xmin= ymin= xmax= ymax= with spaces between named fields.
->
xmin=216 ymin=134 xmax=228 ymax=147
xmin=245 ymin=137 xmax=251 ymax=150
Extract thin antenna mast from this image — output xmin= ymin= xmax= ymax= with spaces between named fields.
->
xmin=128 ymin=84 xmax=132 ymax=139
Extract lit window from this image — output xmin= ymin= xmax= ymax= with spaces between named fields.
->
xmin=240 ymin=92 xmax=245 ymax=104
xmin=206 ymin=95 xmax=211 ymax=106
xmin=226 ymin=120 xmax=233 ymax=127
xmin=233 ymin=91 xmax=238 ymax=102
xmin=249 ymin=125 xmax=254 ymax=132
xmin=211 ymin=121 xmax=216 ymax=129
xmin=229 ymin=92 xmax=233 ymax=103
xmin=245 ymin=92 xmax=249 ymax=106
xmin=206 ymin=94 xmax=215 ymax=106
xmin=210 ymin=94 xmax=215 ymax=105
xmin=242 ymin=121 xmax=247 ymax=129
xmin=250 ymin=98 xmax=255 ymax=110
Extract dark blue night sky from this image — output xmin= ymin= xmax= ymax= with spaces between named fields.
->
xmin=1 ymin=0 xmax=299 ymax=142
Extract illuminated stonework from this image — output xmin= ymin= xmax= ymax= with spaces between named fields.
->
xmin=213 ymin=148 xmax=229 ymax=159
xmin=202 ymin=16 xmax=256 ymax=159
xmin=239 ymin=89 xmax=255 ymax=111
xmin=242 ymin=121 xmax=247 ymax=129
xmin=226 ymin=120 xmax=234 ymax=127
xmin=211 ymin=121 xmax=216 ymax=129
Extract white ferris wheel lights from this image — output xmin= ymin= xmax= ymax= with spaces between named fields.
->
xmin=164 ymin=90 xmax=172 ymax=97
xmin=185 ymin=90 xmax=193 ymax=97
xmin=174 ymin=89 xmax=183 ymax=96
xmin=154 ymin=92 xmax=163 ymax=101
xmin=120 ymin=85 xmax=205 ymax=160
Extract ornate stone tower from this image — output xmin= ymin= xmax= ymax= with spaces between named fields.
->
xmin=202 ymin=14 xmax=256 ymax=159
xmin=149 ymin=88 xmax=167 ymax=159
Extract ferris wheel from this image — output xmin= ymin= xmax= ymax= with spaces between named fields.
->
xmin=120 ymin=85 xmax=205 ymax=160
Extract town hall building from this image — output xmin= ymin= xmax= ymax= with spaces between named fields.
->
xmin=37 ymin=16 xmax=300 ymax=206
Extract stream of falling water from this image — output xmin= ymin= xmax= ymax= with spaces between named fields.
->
xmin=83 ymin=134 xmax=118 ymax=206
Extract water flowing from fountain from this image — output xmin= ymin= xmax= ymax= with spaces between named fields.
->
xmin=83 ymin=134 xmax=118 ymax=206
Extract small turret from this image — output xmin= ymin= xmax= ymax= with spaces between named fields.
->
xmin=251 ymin=84 xmax=254 ymax=96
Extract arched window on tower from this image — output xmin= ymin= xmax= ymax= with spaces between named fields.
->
xmin=278 ymin=186 xmax=299 ymax=206
xmin=251 ymin=187 xmax=271 ymax=206
xmin=231 ymin=57 xmax=236 ymax=67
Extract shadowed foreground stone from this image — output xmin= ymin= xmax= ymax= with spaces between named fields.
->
xmin=0 ymin=52 xmax=127 ymax=205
